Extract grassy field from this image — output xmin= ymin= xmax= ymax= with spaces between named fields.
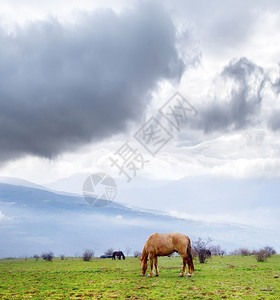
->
xmin=0 ymin=255 xmax=279 ymax=299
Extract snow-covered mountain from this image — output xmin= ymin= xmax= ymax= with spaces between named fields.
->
xmin=44 ymin=173 xmax=280 ymax=229
xmin=0 ymin=176 xmax=49 ymax=191
xmin=44 ymin=172 xmax=169 ymax=195
xmin=0 ymin=181 xmax=279 ymax=258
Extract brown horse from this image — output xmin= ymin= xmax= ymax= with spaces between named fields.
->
xmin=140 ymin=233 xmax=195 ymax=277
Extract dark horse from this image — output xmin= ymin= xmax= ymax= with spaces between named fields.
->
xmin=140 ymin=232 xmax=195 ymax=277
xmin=112 ymin=251 xmax=125 ymax=260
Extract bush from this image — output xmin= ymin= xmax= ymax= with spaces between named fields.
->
xmin=255 ymin=246 xmax=276 ymax=262
xmin=231 ymin=248 xmax=252 ymax=256
xmin=210 ymin=245 xmax=226 ymax=256
xmin=192 ymin=238 xmax=212 ymax=263
xmin=33 ymin=254 xmax=40 ymax=261
xmin=82 ymin=249 xmax=94 ymax=261
xmin=263 ymin=246 xmax=276 ymax=256
xmin=60 ymin=255 xmax=65 ymax=260
xmin=239 ymin=248 xmax=252 ymax=256
xmin=41 ymin=252 xmax=54 ymax=261
xmin=134 ymin=251 xmax=141 ymax=258
xmin=255 ymin=249 xmax=269 ymax=262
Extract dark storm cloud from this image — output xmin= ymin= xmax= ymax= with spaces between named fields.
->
xmin=0 ymin=2 xmax=184 ymax=162
xmin=192 ymin=57 xmax=266 ymax=133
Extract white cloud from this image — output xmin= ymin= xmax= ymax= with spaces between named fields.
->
xmin=0 ymin=211 xmax=9 ymax=222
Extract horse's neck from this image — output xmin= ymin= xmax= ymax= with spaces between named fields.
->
xmin=141 ymin=244 xmax=148 ymax=260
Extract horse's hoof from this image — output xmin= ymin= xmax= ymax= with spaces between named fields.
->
xmin=178 ymin=274 xmax=183 ymax=277
xmin=187 ymin=273 xmax=192 ymax=277
xmin=155 ymin=274 xmax=159 ymax=277
xmin=141 ymin=274 xmax=145 ymax=276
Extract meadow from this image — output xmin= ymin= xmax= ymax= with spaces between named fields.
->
xmin=0 ymin=255 xmax=279 ymax=299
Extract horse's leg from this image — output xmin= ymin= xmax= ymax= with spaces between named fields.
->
xmin=179 ymin=254 xmax=187 ymax=277
xmin=148 ymin=255 xmax=154 ymax=277
xmin=154 ymin=256 xmax=159 ymax=276
xmin=180 ymin=255 xmax=193 ymax=277
xmin=186 ymin=256 xmax=192 ymax=277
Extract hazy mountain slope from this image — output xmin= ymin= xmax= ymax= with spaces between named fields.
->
xmin=0 ymin=183 xmax=279 ymax=258
xmin=43 ymin=174 xmax=280 ymax=229
xmin=117 ymin=176 xmax=280 ymax=228
xmin=0 ymin=176 xmax=49 ymax=190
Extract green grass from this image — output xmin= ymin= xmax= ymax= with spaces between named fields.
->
xmin=0 ymin=255 xmax=279 ymax=299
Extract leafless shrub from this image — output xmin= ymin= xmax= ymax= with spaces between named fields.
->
xmin=231 ymin=248 xmax=252 ymax=256
xmin=42 ymin=252 xmax=54 ymax=261
xmin=240 ymin=248 xmax=252 ymax=256
xmin=262 ymin=246 xmax=276 ymax=256
xmin=255 ymin=249 xmax=269 ymax=262
xmin=82 ymin=249 xmax=94 ymax=261
xmin=210 ymin=245 xmax=227 ymax=256
xmin=192 ymin=237 xmax=212 ymax=263
xmin=134 ymin=250 xmax=141 ymax=258
xmin=255 ymin=246 xmax=276 ymax=262
xmin=104 ymin=248 xmax=114 ymax=256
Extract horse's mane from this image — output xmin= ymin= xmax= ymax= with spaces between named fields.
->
xmin=140 ymin=243 xmax=148 ymax=260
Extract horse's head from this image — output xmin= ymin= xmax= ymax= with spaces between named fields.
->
xmin=139 ymin=255 xmax=148 ymax=275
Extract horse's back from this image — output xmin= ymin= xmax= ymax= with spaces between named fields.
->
xmin=170 ymin=232 xmax=190 ymax=243
xmin=146 ymin=232 xmax=190 ymax=256
xmin=149 ymin=232 xmax=189 ymax=243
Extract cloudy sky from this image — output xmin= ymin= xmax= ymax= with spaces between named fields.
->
xmin=0 ymin=0 xmax=280 ymax=192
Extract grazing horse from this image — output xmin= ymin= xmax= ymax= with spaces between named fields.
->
xmin=112 ymin=251 xmax=125 ymax=260
xmin=140 ymin=233 xmax=195 ymax=277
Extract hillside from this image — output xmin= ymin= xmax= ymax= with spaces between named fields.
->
xmin=0 ymin=182 xmax=279 ymax=258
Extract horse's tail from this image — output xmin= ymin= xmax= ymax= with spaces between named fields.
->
xmin=122 ymin=252 xmax=126 ymax=260
xmin=187 ymin=239 xmax=195 ymax=274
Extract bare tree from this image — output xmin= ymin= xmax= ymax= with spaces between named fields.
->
xmin=262 ymin=246 xmax=276 ymax=256
xmin=125 ymin=247 xmax=132 ymax=256
xmin=134 ymin=250 xmax=141 ymax=258
xmin=82 ymin=249 xmax=94 ymax=261
xmin=255 ymin=249 xmax=269 ymax=262
xmin=231 ymin=248 xmax=252 ymax=256
xmin=192 ymin=237 xmax=212 ymax=263
xmin=104 ymin=248 xmax=114 ymax=256
xmin=210 ymin=245 xmax=226 ymax=256
xmin=254 ymin=246 xmax=276 ymax=262
xmin=41 ymin=252 xmax=54 ymax=261
xmin=240 ymin=248 xmax=252 ymax=256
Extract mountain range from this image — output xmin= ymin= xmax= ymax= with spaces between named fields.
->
xmin=0 ymin=176 xmax=279 ymax=258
